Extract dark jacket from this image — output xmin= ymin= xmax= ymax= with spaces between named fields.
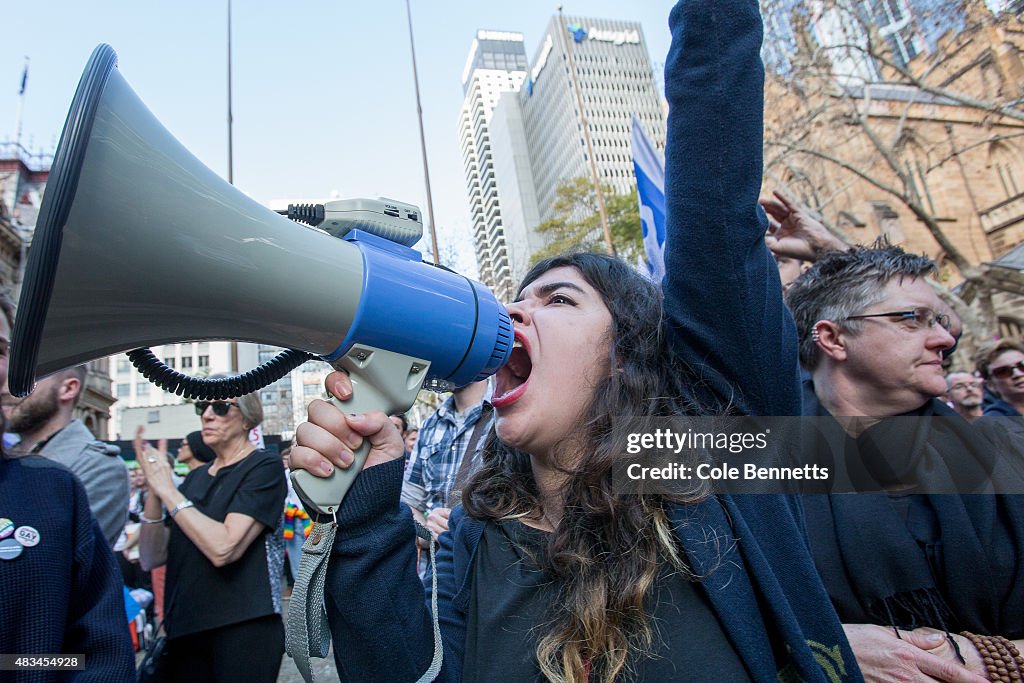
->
xmin=800 ymin=384 xmax=1024 ymax=638
xmin=0 ymin=456 xmax=135 ymax=682
xmin=984 ymin=397 xmax=1022 ymax=417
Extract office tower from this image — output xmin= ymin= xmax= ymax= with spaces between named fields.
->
xmin=461 ymin=17 xmax=666 ymax=299
xmin=457 ymin=30 xmax=529 ymax=302
xmin=519 ymin=15 xmax=665 ymax=229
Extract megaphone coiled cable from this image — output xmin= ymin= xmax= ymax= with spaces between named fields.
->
xmin=126 ymin=347 xmax=314 ymax=400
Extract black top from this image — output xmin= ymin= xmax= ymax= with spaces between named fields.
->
xmin=462 ymin=519 xmax=751 ymax=682
xmin=165 ymin=449 xmax=287 ymax=639
xmin=802 ymin=383 xmax=1024 ymax=638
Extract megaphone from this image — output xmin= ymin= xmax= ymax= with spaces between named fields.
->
xmin=10 ymin=44 xmax=512 ymax=514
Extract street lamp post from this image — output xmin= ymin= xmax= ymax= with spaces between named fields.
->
xmin=404 ymin=0 xmax=441 ymax=265
xmin=227 ymin=0 xmax=234 ymax=186
xmin=227 ymin=0 xmax=238 ymax=372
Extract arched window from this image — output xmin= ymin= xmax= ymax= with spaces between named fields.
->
xmin=895 ymin=130 xmax=936 ymax=215
xmin=989 ymin=141 xmax=1022 ymax=201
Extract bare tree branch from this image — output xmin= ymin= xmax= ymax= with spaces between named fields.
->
xmin=765 ymin=141 xmax=906 ymax=198
xmin=928 ymin=130 xmax=1024 ymax=170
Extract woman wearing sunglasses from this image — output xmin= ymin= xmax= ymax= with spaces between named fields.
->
xmin=976 ymin=339 xmax=1024 ymax=418
xmin=137 ymin=388 xmax=287 ymax=682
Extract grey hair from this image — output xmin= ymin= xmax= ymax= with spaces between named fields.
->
xmin=206 ymin=373 xmax=264 ymax=429
xmin=786 ymin=241 xmax=936 ymax=369
xmin=945 ymin=371 xmax=975 ymax=390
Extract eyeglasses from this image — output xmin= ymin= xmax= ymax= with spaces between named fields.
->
xmin=989 ymin=360 xmax=1024 ymax=380
xmin=845 ymin=307 xmax=951 ymax=332
xmin=195 ymin=400 xmax=238 ymax=416
xmin=949 ymin=380 xmax=983 ymax=392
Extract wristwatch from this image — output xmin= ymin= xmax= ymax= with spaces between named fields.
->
xmin=169 ymin=499 xmax=195 ymax=518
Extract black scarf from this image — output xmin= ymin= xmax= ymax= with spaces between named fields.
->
xmin=801 ymin=381 xmax=1024 ymax=638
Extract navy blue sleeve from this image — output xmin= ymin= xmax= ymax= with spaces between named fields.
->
xmin=662 ymin=0 xmax=800 ymax=417
xmin=67 ymin=480 xmax=137 ymax=681
xmin=432 ymin=506 xmax=469 ymax=681
xmin=325 ymin=458 xmax=464 ymax=683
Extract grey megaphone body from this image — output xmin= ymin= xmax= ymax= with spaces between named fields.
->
xmin=9 ymin=44 xmax=512 ymax=515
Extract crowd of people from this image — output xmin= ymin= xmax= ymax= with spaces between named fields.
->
xmin=0 ymin=0 xmax=1022 ymax=681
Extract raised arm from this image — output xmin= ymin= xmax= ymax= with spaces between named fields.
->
xmin=661 ymin=0 xmax=800 ymax=416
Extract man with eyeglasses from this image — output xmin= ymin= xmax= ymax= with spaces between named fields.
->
xmin=945 ymin=372 xmax=985 ymax=422
xmin=786 ymin=242 xmax=1024 ymax=680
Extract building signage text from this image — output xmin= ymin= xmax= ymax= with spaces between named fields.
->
xmin=587 ymin=28 xmax=640 ymax=45
xmin=477 ymin=30 xmax=524 ymax=42
xmin=531 ymin=34 xmax=554 ymax=84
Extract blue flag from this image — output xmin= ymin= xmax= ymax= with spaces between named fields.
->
xmin=630 ymin=115 xmax=666 ymax=284
xmin=18 ymin=62 xmax=27 ymax=96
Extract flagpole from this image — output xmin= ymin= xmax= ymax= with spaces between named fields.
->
xmin=15 ymin=57 xmax=28 ymax=155
xmin=227 ymin=0 xmax=234 ymax=186
xmin=404 ymin=0 xmax=441 ymax=265
xmin=13 ymin=56 xmax=29 ymax=292
xmin=227 ymin=0 xmax=238 ymax=373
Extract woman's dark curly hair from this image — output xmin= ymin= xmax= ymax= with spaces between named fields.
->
xmin=463 ymin=253 xmax=711 ymax=683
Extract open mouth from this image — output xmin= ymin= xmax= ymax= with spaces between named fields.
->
xmin=493 ymin=329 xmax=532 ymax=408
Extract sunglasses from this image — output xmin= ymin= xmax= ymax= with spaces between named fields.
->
xmin=195 ymin=400 xmax=239 ymax=416
xmin=990 ymin=360 xmax=1024 ymax=380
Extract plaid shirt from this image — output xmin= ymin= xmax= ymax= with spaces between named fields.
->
xmin=404 ymin=394 xmax=494 ymax=514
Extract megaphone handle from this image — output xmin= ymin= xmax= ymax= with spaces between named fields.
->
xmin=290 ymin=345 xmax=429 ymax=517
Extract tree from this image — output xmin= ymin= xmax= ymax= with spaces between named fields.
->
xmin=760 ymin=0 xmax=1024 ymax=354
xmin=530 ymin=177 xmax=643 ymax=265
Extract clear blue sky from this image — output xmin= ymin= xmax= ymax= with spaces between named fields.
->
xmin=2 ymin=1 xmax=673 ymax=273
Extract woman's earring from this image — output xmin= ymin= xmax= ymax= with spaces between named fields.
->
xmin=811 ymin=326 xmax=822 ymax=344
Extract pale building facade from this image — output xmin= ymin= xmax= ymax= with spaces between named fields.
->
xmin=457 ymin=31 xmax=529 ymax=303
xmin=519 ymin=16 xmax=666 ymax=224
